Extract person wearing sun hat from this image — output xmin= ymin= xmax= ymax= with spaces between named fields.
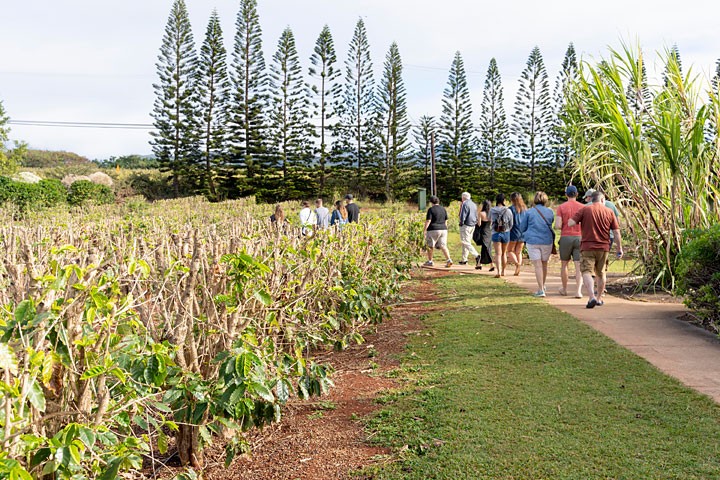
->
xmin=556 ymin=185 xmax=585 ymax=298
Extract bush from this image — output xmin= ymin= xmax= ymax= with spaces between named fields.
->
xmin=37 ymin=178 xmax=68 ymax=207
xmin=0 ymin=176 xmax=70 ymax=213
xmin=68 ymin=180 xmax=115 ymax=206
xmin=676 ymin=224 xmax=720 ymax=329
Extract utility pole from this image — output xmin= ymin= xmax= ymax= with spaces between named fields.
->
xmin=430 ymin=132 xmax=437 ymax=197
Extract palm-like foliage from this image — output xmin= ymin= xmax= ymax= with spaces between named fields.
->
xmin=566 ymin=42 xmax=720 ymax=288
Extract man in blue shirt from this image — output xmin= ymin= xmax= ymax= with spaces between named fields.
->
xmin=458 ymin=192 xmax=481 ymax=266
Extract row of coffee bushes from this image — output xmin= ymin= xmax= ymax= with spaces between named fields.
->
xmin=0 ymin=197 xmax=423 ymax=478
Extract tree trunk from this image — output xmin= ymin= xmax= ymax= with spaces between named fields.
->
xmin=177 ymin=423 xmax=203 ymax=468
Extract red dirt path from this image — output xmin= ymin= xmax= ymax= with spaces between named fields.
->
xmin=196 ymin=270 xmax=446 ymax=479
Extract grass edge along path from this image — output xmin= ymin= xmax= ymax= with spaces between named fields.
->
xmin=360 ymin=273 xmax=720 ymax=479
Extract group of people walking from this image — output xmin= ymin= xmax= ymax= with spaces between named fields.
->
xmin=271 ymin=194 xmax=360 ymax=235
xmin=423 ymin=186 xmax=623 ymax=309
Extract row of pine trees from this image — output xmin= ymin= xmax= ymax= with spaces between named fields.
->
xmin=150 ymin=0 xmax=581 ymax=202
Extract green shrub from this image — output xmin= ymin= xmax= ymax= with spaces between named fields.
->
xmin=7 ymin=181 xmax=41 ymax=212
xmin=0 ymin=176 xmax=69 ymax=213
xmin=0 ymin=175 xmax=13 ymax=203
xmin=676 ymin=224 xmax=720 ymax=328
xmin=68 ymin=180 xmax=115 ymax=206
xmin=37 ymin=178 xmax=68 ymax=207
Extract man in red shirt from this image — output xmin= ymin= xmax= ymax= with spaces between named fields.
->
xmin=568 ymin=191 xmax=623 ymax=308
xmin=555 ymin=185 xmax=584 ymax=298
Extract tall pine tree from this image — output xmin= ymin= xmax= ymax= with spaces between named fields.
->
xmin=228 ymin=0 xmax=267 ymax=194
xmin=268 ymin=27 xmax=316 ymax=199
xmin=334 ymin=18 xmax=378 ymax=191
xmin=512 ymin=46 xmax=551 ymax=191
xmin=707 ymin=58 xmax=720 ymax=142
xmin=0 ymin=100 xmax=12 ymax=174
xmin=0 ymin=100 xmax=8 ymax=144
xmin=150 ymin=0 xmax=200 ymax=198
xmin=478 ymin=57 xmax=510 ymax=192
xmin=663 ymin=44 xmax=683 ymax=86
xmin=376 ymin=42 xmax=411 ymax=201
xmin=196 ymin=9 xmax=230 ymax=198
xmin=308 ymin=25 xmax=340 ymax=193
xmin=413 ymin=115 xmax=436 ymax=193
xmin=438 ymin=51 xmax=475 ymax=200
xmin=549 ymin=43 xmax=578 ymax=169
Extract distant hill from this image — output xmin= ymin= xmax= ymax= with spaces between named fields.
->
xmin=21 ymin=149 xmax=93 ymax=168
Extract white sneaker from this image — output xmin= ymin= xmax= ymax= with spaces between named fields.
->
xmin=423 ymin=260 xmax=433 ymax=267
xmin=533 ymin=290 xmax=546 ymax=297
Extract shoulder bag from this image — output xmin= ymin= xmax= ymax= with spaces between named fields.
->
xmin=534 ymin=207 xmax=557 ymax=255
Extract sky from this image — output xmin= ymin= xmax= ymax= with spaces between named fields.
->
xmin=0 ymin=0 xmax=718 ymax=160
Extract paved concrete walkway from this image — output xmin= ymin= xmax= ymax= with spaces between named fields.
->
xmin=425 ymin=262 xmax=720 ymax=403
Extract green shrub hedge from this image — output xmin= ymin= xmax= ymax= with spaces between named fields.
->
xmin=676 ymin=224 xmax=720 ymax=329
xmin=0 ymin=176 xmax=69 ymax=212
xmin=67 ymin=179 xmax=115 ymax=206
xmin=0 ymin=176 xmax=115 ymax=212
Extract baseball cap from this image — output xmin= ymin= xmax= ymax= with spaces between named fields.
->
xmin=344 ymin=194 xmax=353 ymax=200
xmin=565 ymin=185 xmax=578 ymax=196
xmin=583 ymin=188 xmax=596 ymax=200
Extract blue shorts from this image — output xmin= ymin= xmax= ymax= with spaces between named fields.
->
xmin=492 ymin=231 xmax=510 ymax=244
xmin=509 ymin=229 xmax=524 ymax=242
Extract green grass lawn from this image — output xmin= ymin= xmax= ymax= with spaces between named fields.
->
xmin=362 ymin=274 xmax=720 ymax=479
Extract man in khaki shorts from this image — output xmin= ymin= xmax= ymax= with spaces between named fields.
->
xmin=568 ymin=191 xmax=622 ymax=308
xmin=423 ymin=195 xmax=453 ymax=268
xmin=556 ymin=185 xmax=584 ymax=298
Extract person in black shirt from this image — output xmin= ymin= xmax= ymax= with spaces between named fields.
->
xmin=344 ymin=194 xmax=360 ymax=223
xmin=423 ymin=196 xmax=453 ymax=268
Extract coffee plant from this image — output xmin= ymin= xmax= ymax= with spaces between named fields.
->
xmin=0 ymin=197 xmax=421 ymax=478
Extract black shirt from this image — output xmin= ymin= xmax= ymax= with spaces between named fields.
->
xmin=426 ymin=205 xmax=448 ymax=231
xmin=346 ymin=203 xmax=360 ymax=223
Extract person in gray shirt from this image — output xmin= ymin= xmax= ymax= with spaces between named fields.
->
xmin=458 ymin=192 xmax=481 ymax=266
xmin=315 ymin=198 xmax=330 ymax=229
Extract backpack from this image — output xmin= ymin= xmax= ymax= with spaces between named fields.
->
xmin=494 ymin=208 xmax=507 ymax=233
